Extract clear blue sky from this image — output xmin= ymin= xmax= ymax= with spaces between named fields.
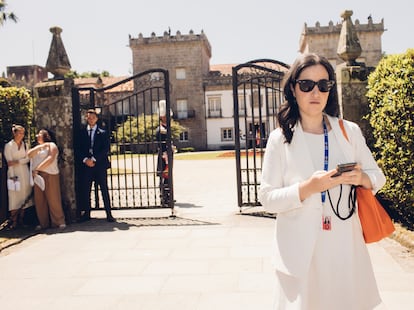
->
xmin=0 ymin=0 xmax=412 ymax=77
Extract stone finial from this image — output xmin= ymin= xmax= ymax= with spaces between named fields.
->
xmin=337 ymin=10 xmax=362 ymax=66
xmin=45 ymin=26 xmax=71 ymax=79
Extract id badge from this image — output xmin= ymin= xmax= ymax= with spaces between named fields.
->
xmin=322 ymin=215 xmax=331 ymax=231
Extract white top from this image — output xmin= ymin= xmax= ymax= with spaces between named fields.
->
xmin=31 ymin=143 xmax=59 ymax=175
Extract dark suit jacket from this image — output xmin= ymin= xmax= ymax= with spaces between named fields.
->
xmin=79 ymin=126 xmax=111 ymax=170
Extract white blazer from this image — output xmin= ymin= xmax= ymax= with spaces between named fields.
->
xmin=258 ymin=115 xmax=386 ymax=278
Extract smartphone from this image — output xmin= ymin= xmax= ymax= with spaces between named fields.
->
xmin=332 ymin=162 xmax=357 ymax=177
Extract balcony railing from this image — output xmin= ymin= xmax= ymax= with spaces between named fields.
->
xmin=208 ymin=109 xmax=222 ymax=118
xmin=174 ymin=109 xmax=195 ymax=120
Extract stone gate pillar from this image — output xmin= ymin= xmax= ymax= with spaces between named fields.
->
xmin=34 ymin=79 xmax=76 ymax=222
xmin=336 ymin=64 xmax=370 ymax=134
xmin=336 ymin=11 xmax=374 ymax=143
xmin=33 ymin=26 xmax=76 ymax=222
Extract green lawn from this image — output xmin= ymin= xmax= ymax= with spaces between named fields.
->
xmin=110 ymin=151 xmax=232 ymax=161
xmin=174 ymin=151 xmax=230 ymax=160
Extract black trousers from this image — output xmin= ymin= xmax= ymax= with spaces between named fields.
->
xmin=79 ymin=166 xmax=111 ymax=215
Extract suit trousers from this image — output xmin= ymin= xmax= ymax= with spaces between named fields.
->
xmin=34 ymin=171 xmax=65 ymax=228
xmin=80 ymin=165 xmax=112 ymax=215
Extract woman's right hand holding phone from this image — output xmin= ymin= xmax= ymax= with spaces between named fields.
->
xmin=299 ymin=169 xmax=346 ymax=201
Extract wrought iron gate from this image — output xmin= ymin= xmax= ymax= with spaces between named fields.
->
xmin=233 ymin=59 xmax=290 ymax=211
xmin=72 ymin=69 xmax=174 ymax=212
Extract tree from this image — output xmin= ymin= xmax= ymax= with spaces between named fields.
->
xmin=0 ymin=1 xmax=18 ymax=27
xmin=114 ymin=114 xmax=184 ymax=153
xmin=366 ymin=49 xmax=414 ymax=227
xmin=65 ymin=70 xmax=112 ymax=79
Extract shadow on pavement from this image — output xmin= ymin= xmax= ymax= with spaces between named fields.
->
xmin=0 ymin=215 xmax=218 ymax=254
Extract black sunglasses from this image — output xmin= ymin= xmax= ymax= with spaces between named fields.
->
xmin=295 ymin=79 xmax=335 ymax=92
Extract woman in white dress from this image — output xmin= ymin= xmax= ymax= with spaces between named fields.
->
xmin=259 ymin=53 xmax=386 ymax=309
xmin=4 ymin=124 xmax=32 ymax=229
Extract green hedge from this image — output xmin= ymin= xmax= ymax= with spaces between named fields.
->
xmin=0 ymin=86 xmax=33 ymax=148
xmin=366 ymin=49 xmax=414 ymax=228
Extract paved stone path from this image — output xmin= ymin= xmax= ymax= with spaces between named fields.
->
xmin=0 ymin=156 xmax=413 ymax=309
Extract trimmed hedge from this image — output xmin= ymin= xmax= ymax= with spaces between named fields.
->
xmin=0 ymin=86 xmax=33 ymax=148
xmin=366 ymin=49 xmax=414 ymax=228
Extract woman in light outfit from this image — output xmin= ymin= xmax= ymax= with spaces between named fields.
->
xmin=4 ymin=125 xmax=32 ymax=229
xmin=28 ymin=129 xmax=66 ymax=229
xmin=259 ymin=53 xmax=386 ymax=309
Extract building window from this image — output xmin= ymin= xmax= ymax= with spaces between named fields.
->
xmin=249 ymin=90 xmax=262 ymax=108
xmin=221 ymin=128 xmax=233 ymax=141
xmin=177 ymin=99 xmax=188 ymax=119
xmin=179 ymin=131 xmax=189 ymax=142
xmin=208 ymin=96 xmax=221 ymax=117
xmin=176 ymin=68 xmax=186 ymax=80
xmin=266 ymin=90 xmax=282 ymax=114
xmin=152 ymin=100 xmax=160 ymax=115
xmin=238 ymin=94 xmax=247 ymax=116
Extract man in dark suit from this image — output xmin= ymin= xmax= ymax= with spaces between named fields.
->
xmin=78 ymin=109 xmax=115 ymax=222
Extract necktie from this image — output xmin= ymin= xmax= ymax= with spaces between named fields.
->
xmin=88 ymin=129 xmax=93 ymax=155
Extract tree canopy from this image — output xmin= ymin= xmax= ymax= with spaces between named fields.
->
xmin=0 ymin=1 xmax=18 ymax=27
xmin=65 ymin=70 xmax=111 ymax=79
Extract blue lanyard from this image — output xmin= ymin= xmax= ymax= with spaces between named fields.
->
xmin=321 ymin=119 xmax=329 ymax=204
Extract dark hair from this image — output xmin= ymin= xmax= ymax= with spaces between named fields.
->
xmin=38 ymin=128 xmax=63 ymax=162
xmin=277 ymin=53 xmax=339 ymax=143
xmin=38 ymin=129 xmax=54 ymax=143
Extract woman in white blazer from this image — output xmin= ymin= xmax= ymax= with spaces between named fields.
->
xmin=259 ymin=53 xmax=386 ymax=310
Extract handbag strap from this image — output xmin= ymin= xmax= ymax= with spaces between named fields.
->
xmin=339 ymin=119 xmax=349 ymax=141
xmin=337 ymin=118 xmax=357 ymax=219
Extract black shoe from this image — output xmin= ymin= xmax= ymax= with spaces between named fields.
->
xmin=78 ymin=214 xmax=91 ymax=223
xmin=106 ymin=215 xmax=116 ymax=222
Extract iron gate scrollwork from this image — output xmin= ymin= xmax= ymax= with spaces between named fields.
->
xmin=233 ymin=59 xmax=290 ymax=211
xmin=72 ymin=69 xmax=174 ymax=212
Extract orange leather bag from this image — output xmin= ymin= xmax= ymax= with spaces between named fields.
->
xmin=339 ymin=120 xmax=395 ymax=243
xmin=354 ymin=186 xmax=395 ymax=243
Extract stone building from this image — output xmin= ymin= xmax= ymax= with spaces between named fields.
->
xmin=299 ymin=15 xmax=385 ymax=67
xmin=129 ymin=30 xmax=212 ymax=150
xmin=128 ymin=14 xmax=384 ymax=151
xmin=6 ymin=65 xmax=48 ymax=88
xmin=202 ymin=64 xmax=235 ymax=150
xmin=74 ymin=76 xmax=134 ymax=117
xmin=3 ymin=15 xmax=386 ymax=152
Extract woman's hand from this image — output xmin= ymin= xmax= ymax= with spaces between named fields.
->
xmin=337 ymin=165 xmax=373 ymax=189
xmin=85 ymin=158 xmax=96 ymax=167
xmin=7 ymin=160 xmax=18 ymax=167
xmin=299 ymin=165 xmax=373 ymax=201
xmin=299 ymin=169 xmax=343 ymax=201
xmin=28 ymin=143 xmax=45 ymax=158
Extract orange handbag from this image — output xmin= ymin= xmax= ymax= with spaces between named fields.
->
xmin=339 ymin=120 xmax=395 ymax=243
xmin=354 ymin=186 xmax=395 ymax=243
